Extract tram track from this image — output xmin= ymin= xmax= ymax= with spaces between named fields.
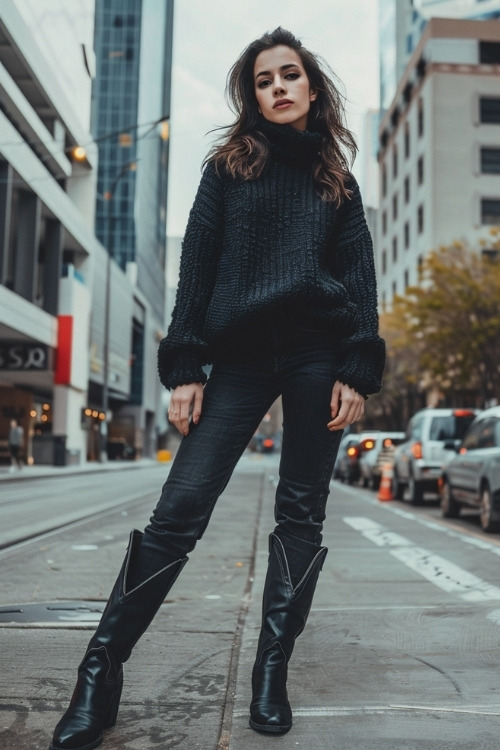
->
xmin=0 ymin=492 xmax=154 ymax=558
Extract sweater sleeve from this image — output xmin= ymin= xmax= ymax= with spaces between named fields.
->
xmin=329 ymin=177 xmax=386 ymax=396
xmin=158 ymin=161 xmax=224 ymax=389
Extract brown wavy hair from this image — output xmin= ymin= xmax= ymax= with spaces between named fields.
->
xmin=208 ymin=27 xmax=357 ymax=205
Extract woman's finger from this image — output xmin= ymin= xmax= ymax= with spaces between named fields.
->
xmin=327 ymin=382 xmax=364 ymax=430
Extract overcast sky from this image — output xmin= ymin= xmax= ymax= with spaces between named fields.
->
xmin=166 ymin=0 xmax=380 ymax=236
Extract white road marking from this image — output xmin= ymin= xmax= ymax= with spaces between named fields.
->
xmin=335 ymin=481 xmax=500 ymax=556
xmin=391 ymin=546 xmax=500 ymax=602
xmin=343 ymin=517 xmax=412 ymax=547
xmin=486 ymin=609 xmax=500 ymax=625
xmin=343 ymin=516 xmax=500 ymax=602
xmin=293 ymin=705 xmax=500 ymax=717
xmin=387 ymin=505 xmax=500 ymax=555
xmin=235 ymin=704 xmax=500 ymax=718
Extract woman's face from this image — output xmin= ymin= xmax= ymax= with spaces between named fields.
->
xmin=254 ymin=45 xmax=317 ymax=131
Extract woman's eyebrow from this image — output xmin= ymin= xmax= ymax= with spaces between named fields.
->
xmin=255 ymin=63 xmax=300 ymax=79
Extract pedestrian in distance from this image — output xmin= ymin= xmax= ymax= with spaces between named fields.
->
xmin=48 ymin=27 xmax=385 ymax=750
xmin=8 ymin=418 xmax=24 ymax=471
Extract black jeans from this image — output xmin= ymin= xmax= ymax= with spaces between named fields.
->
xmin=144 ymin=322 xmax=343 ymax=559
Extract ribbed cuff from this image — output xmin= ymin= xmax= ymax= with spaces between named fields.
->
xmin=335 ymin=341 xmax=385 ymax=397
xmin=158 ymin=348 xmax=207 ymax=390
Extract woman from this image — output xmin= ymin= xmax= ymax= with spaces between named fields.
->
xmin=49 ymin=27 xmax=385 ymax=750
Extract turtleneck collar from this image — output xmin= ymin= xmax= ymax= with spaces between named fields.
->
xmin=256 ymin=118 xmax=324 ymax=166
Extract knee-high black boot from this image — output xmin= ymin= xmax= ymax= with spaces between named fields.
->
xmin=249 ymin=532 xmax=328 ymax=735
xmin=49 ymin=530 xmax=187 ymax=750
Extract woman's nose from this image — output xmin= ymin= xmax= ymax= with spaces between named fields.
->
xmin=273 ymin=78 xmax=286 ymax=95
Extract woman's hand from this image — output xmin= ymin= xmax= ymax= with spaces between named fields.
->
xmin=168 ymin=383 xmax=204 ymax=436
xmin=327 ymin=380 xmax=364 ymax=431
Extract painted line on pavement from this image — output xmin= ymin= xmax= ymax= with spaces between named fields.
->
xmin=313 ymin=605 xmax=440 ymax=612
xmin=293 ymin=705 xmax=500 ymax=717
xmin=235 ymin=704 xmax=500 ymax=718
xmin=336 ymin=481 xmax=500 ymax=555
xmin=343 ymin=517 xmax=500 ymax=602
xmin=486 ymin=609 xmax=500 ymax=625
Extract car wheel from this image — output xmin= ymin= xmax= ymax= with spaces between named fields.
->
xmin=369 ymin=474 xmax=381 ymax=491
xmin=408 ymin=474 xmax=424 ymax=505
xmin=479 ymin=484 xmax=500 ymax=533
xmin=392 ymin=469 xmax=404 ymax=500
xmin=440 ymin=479 xmax=460 ymax=519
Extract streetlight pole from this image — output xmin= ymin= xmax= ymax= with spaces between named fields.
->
xmin=100 ymin=160 xmax=137 ymax=461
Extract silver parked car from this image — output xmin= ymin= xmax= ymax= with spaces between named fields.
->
xmin=392 ymin=408 xmax=478 ymax=505
xmin=358 ymin=431 xmax=405 ymax=490
xmin=440 ymin=406 xmax=500 ymax=533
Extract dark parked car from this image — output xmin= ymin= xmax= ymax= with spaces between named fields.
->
xmin=392 ymin=408 xmax=478 ymax=504
xmin=333 ymin=433 xmax=361 ymax=484
xmin=440 ymin=406 xmax=500 ymax=533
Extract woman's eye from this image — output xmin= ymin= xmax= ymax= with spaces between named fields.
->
xmin=257 ymin=80 xmax=271 ymax=88
xmin=285 ymin=72 xmax=299 ymax=80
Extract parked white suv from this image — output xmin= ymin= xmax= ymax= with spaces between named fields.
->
xmin=392 ymin=408 xmax=478 ymax=505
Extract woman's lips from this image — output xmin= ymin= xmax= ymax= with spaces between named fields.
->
xmin=273 ymin=99 xmax=293 ymax=109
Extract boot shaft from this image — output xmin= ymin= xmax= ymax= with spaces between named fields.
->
xmin=86 ymin=530 xmax=188 ymax=665
xmin=256 ymin=533 xmax=327 ymax=660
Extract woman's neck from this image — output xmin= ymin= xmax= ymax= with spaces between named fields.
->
xmin=256 ymin=118 xmax=324 ymax=166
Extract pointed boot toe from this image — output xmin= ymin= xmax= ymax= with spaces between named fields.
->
xmin=49 ymin=648 xmax=122 ymax=750
xmin=249 ymin=704 xmax=292 ymax=735
xmin=249 ymin=643 xmax=292 ymax=734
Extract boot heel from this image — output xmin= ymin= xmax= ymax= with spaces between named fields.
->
xmin=104 ymin=676 xmax=123 ymax=729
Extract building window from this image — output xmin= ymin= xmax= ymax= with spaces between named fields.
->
xmin=404 ymin=269 xmax=409 ymax=289
xmin=382 ymin=250 xmax=387 ymax=274
xmin=404 ymin=123 xmax=410 ymax=158
xmin=382 ymin=163 xmax=387 ymax=198
xmin=392 ymin=145 xmax=398 ymax=178
xmin=404 ymin=176 xmax=410 ymax=203
xmin=392 ymin=193 xmax=398 ymax=220
xmin=480 ymin=41 xmax=500 ymax=64
xmin=480 ymin=97 xmax=500 ymax=124
xmin=418 ymin=98 xmax=424 ymax=137
xmin=392 ymin=280 xmax=397 ymax=298
xmin=481 ymin=198 xmax=500 ymax=224
xmin=382 ymin=210 xmax=387 ymax=235
xmin=404 ymin=221 xmax=410 ymax=249
xmin=418 ymin=204 xmax=424 ymax=233
xmin=392 ymin=236 xmax=398 ymax=263
xmin=417 ymin=156 xmax=424 ymax=185
xmin=481 ymin=148 xmax=500 ymax=174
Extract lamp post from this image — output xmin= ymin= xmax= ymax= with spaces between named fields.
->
xmin=99 ymin=160 xmax=137 ymax=461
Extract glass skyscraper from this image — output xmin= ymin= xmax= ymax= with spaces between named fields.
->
xmin=92 ymin=0 xmax=173 ymax=323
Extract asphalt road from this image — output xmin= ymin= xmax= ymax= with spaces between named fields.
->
xmin=1 ymin=456 xmax=500 ymax=749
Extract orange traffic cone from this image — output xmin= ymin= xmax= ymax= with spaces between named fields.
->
xmin=377 ymin=463 xmax=393 ymax=502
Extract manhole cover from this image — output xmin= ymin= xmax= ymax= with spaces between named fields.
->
xmin=0 ymin=601 xmax=105 ymax=626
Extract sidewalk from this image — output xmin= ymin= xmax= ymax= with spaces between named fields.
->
xmin=0 ymin=459 xmax=272 ymax=750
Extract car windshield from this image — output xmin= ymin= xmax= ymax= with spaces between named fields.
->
xmin=429 ymin=415 xmax=476 ymax=441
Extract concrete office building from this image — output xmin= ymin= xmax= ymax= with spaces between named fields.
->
xmin=0 ymin=0 xmax=100 ymax=465
xmin=415 ymin=0 xmax=500 ymax=20
xmin=377 ymin=17 xmax=500 ymax=308
xmin=380 ymin=0 xmax=500 ymax=112
xmin=90 ymin=0 xmax=174 ymax=460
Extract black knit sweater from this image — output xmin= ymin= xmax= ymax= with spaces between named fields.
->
xmin=158 ymin=120 xmax=385 ymax=396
